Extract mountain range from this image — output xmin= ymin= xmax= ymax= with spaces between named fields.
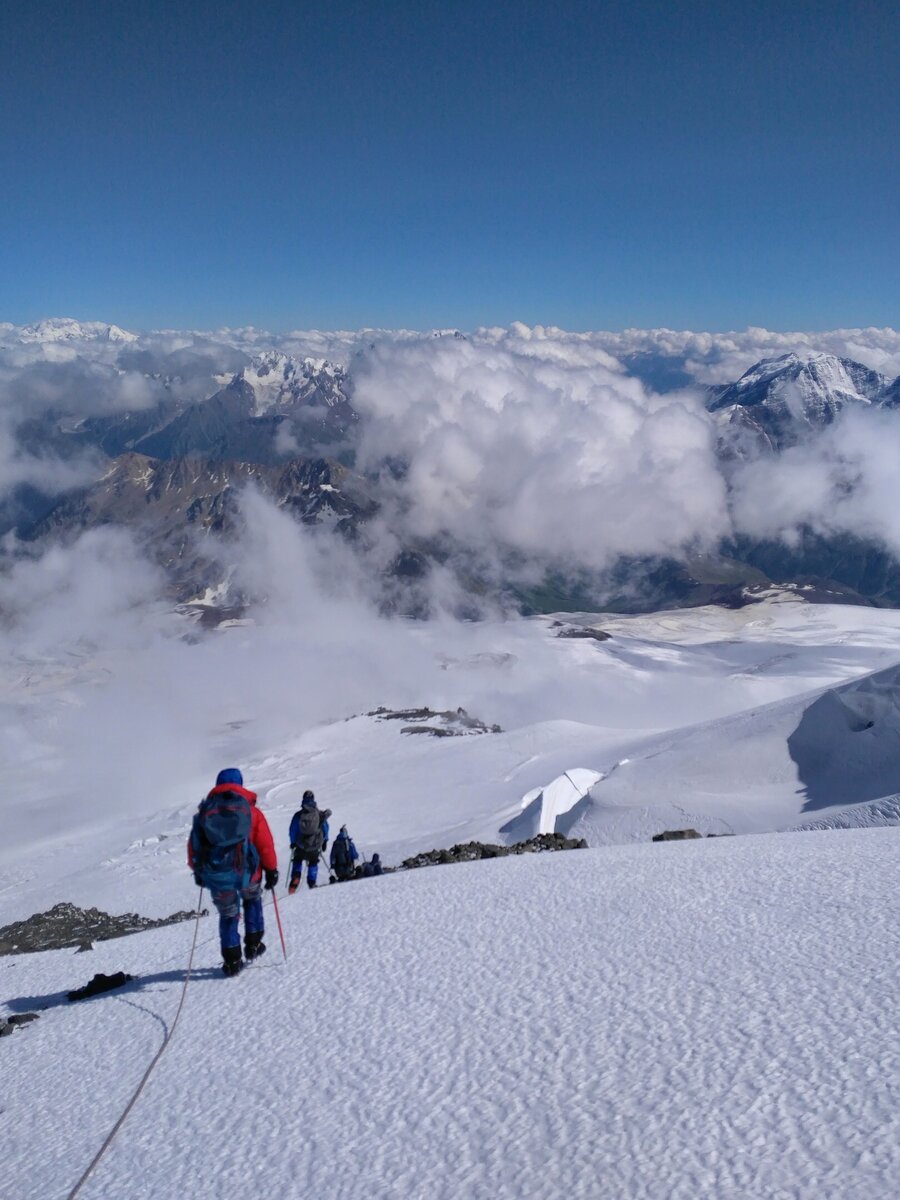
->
xmin=5 ymin=325 xmax=900 ymax=614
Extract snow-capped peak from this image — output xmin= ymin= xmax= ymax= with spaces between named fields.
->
xmin=708 ymin=351 xmax=889 ymax=455
xmin=13 ymin=318 xmax=138 ymax=344
xmin=729 ymin=352 xmax=885 ymax=402
xmin=232 ymin=352 xmax=347 ymax=416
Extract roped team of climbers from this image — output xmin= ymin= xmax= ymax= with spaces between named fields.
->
xmin=189 ymin=769 xmax=379 ymax=975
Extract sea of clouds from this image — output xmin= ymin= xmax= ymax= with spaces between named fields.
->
xmin=4 ymin=318 xmax=900 ymax=600
xmin=1 ymin=318 xmax=899 ymax=820
xmin=4 ymin=317 xmax=900 ymax=555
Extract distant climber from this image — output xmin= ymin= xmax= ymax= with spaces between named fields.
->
xmin=330 ymin=825 xmax=360 ymax=882
xmin=188 ymin=768 xmax=278 ymax=976
xmin=289 ymin=790 xmax=331 ymax=892
xmin=362 ymin=852 xmax=383 ymax=878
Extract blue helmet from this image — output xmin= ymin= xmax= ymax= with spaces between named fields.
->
xmin=216 ymin=767 xmax=243 ymax=787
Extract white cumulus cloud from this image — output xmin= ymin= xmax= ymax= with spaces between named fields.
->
xmin=351 ymin=334 xmax=729 ymax=571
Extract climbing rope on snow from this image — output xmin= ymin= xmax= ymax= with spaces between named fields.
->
xmin=65 ymin=887 xmax=206 ymax=1200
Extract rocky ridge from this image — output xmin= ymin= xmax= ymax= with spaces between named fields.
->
xmin=400 ymin=833 xmax=588 ymax=869
xmin=0 ymin=902 xmax=205 ymax=956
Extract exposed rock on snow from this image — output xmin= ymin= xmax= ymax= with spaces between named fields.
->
xmin=400 ymin=833 xmax=587 ymax=869
xmin=652 ymin=828 xmax=702 ymax=841
xmin=0 ymin=902 xmax=205 ymax=956
xmin=553 ymin=624 xmax=611 ymax=641
xmin=367 ymin=706 xmax=502 ymax=736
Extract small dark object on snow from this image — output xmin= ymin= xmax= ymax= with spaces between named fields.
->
xmin=2 ymin=1013 xmax=40 ymax=1037
xmin=7 ymin=1013 xmax=40 ymax=1026
xmin=652 ymin=829 xmax=702 ymax=842
xmin=67 ymin=972 xmax=134 ymax=1002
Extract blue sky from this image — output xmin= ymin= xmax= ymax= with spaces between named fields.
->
xmin=2 ymin=0 xmax=897 ymax=331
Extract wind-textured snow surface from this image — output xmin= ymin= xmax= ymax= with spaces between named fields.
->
xmin=4 ymin=829 xmax=900 ymax=1199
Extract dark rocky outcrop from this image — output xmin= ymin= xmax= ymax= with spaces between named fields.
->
xmin=0 ymin=902 xmax=205 ymax=956
xmin=26 ymin=453 xmax=376 ymax=603
xmin=367 ymin=706 xmax=502 ymax=736
xmin=652 ymin=829 xmax=702 ymax=841
xmin=401 ymin=832 xmax=587 ymax=870
xmin=555 ymin=626 xmax=611 ymax=641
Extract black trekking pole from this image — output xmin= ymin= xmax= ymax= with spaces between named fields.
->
xmin=320 ymin=852 xmax=336 ymax=884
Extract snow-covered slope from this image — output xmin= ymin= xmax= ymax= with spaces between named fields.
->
xmin=5 ymin=597 xmax=900 ymax=1197
xmin=5 ymin=595 xmax=900 ymax=926
xmin=5 ymin=828 xmax=900 ymax=1199
xmin=566 ymin=659 xmax=900 ymax=844
xmin=790 ymin=793 xmax=900 ymax=831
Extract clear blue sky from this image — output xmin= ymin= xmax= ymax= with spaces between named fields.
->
xmin=2 ymin=0 xmax=897 ymax=331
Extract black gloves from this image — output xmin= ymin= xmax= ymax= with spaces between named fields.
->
xmin=264 ymin=868 xmax=279 ymax=891
xmin=193 ymin=871 xmax=203 ymax=888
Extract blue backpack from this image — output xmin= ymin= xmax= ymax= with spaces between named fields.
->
xmin=191 ymin=790 xmax=259 ymax=893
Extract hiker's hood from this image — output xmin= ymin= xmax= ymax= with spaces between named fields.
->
xmin=207 ymin=783 xmax=258 ymax=806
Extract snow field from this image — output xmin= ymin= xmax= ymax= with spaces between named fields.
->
xmin=6 ymin=597 xmax=900 ymax=931
xmin=5 ymin=828 xmax=900 ymax=1199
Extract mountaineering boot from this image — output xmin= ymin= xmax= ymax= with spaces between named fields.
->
xmin=288 ymin=876 xmax=300 ymax=894
xmin=307 ymin=878 xmax=316 ymax=889
xmin=244 ymin=931 xmax=267 ymax=961
xmin=222 ymin=946 xmax=243 ymax=977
